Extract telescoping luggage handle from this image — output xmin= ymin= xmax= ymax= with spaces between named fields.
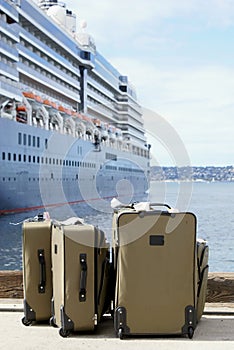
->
xmin=38 ymin=249 xmax=46 ymax=293
xmin=79 ymin=253 xmax=87 ymax=302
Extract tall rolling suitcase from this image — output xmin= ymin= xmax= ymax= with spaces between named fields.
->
xmin=22 ymin=218 xmax=52 ymax=325
xmin=113 ymin=203 xmax=197 ymax=339
xmin=51 ymin=221 xmax=110 ymax=337
xmin=196 ymin=239 xmax=209 ymax=321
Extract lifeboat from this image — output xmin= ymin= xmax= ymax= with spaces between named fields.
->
xmin=44 ymin=99 xmax=53 ymax=107
xmin=34 ymin=95 xmax=43 ymax=103
xmin=50 ymin=101 xmax=58 ymax=109
xmin=16 ymin=105 xmax=26 ymax=112
xmin=58 ymin=105 xmax=66 ymax=113
xmin=23 ymin=91 xmax=35 ymax=99
xmin=16 ymin=105 xmax=27 ymax=123
xmin=43 ymin=99 xmax=58 ymax=109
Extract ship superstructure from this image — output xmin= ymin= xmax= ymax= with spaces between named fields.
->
xmin=0 ymin=0 xmax=150 ymax=215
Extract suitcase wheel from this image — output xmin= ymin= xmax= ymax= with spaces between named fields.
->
xmin=59 ymin=328 xmax=70 ymax=338
xmin=118 ymin=328 xmax=124 ymax=340
xmin=188 ymin=326 xmax=194 ymax=339
xmin=21 ymin=317 xmax=32 ymax=326
xmin=49 ymin=317 xmax=57 ymax=328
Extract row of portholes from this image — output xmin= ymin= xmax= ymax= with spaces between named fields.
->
xmin=1 ymin=175 xmax=96 ymax=182
xmin=1 ymin=152 xmax=96 ymax=169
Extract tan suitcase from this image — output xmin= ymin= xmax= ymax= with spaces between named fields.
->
xmin=113 ymin=203 xmax=197 ymax=339
xmin=22 ymin=218 xmax=52 ymax=325
xmin=51 ymin=222 xmax=110 ymax=337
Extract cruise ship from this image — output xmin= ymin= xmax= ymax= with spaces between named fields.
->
xmin=0 ymin=0 xmax=150 ymax=216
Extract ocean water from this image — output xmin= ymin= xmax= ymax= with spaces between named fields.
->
xmin=0 ymin=181 xmax=233 ymax=272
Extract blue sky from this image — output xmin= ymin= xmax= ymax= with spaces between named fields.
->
xmin=63 ymin=1 xmax=233 ymax=166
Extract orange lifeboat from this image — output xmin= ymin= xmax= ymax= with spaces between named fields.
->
xmin=16 ymin=105 xmax=27 ymax=123
xmin=50 ymin=101 xmax=58 ymax=109
xmin=16 ymin=105 xmax=26 ymax=112
xmin=34 ymin=95 xmax=43 ymax=103
xmin=58 ymin=105 xmax=66 ymax=113
xmin=23 ymin=91 xmax=35 ymax=99
xmin=43 ymin=99 xmax=52 ymax=106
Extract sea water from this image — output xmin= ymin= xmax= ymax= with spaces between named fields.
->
xmin=0 ymin=181 xmax=233 ymax=272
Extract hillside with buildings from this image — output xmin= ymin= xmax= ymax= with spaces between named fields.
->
xmin=151 ymin=166 xmax=234 ymax=182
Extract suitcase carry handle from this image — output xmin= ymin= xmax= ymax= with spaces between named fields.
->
xmin=38 ymin=249 xmax=46 ymax=294
xmin=150 ymin=203 xmax=172 ymax=210
xmin=79 ymin=254 xmax=87 ymax=302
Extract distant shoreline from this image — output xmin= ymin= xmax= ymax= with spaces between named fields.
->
xmin=150 ymin=179 xmax=234 ymax=183
xmin=150 ymin=166 xmax=234 ymax=182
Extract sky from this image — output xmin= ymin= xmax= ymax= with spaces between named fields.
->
xmin=59 ymin=1 xmax=233 ymax=166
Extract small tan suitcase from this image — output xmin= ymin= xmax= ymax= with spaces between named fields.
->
xmin=22 ymin=218 xmax=52 ymax=325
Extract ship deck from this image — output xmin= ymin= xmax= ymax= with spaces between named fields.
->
xmin=0 ymin=299 xmax=233 ymax=349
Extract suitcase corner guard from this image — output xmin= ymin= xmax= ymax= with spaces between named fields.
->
xmin=22 ymin=300 xmax=36 ymax=325
xmin=60 ymin=306 xmax=74 ymax=333
xmin=114 ymin=306 xmax=130 ymax=337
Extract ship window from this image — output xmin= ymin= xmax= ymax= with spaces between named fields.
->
xmin=24 ymin=155 xmax=26 ymax=162
xmin=45 ymin=157 xmax=48 ymax=164
xmin=13 ymin=154 xmax=16 ymax=161
xmin=2 ymin=152 xmax=5 ymax=160
xmin=18 ymin=133 xmax=22 ymax=145
xmin=45 ymin=139 xmax=48 ymax=149
xmin=28 ymin=155 xmax=31 ymax=162
xmin=18 ymin=154 xmax=21 ymax=162
xmin=66 ymin=160 xmax=68 ymax=166
xmin=23 ymin=134 xmax=26 ymax=145
xmin=8 ymin=153 xmax=11 ymax=161
xmin=33 ymin=136 xmax=36 ymax=147
xmin=37 ymin=137 xmax=40 ymax=148
xmin=28 ymin=135 xmax=31 ymax=146
xmin=37 ymin=156 xmax=40 ymax=163
xmin=41 ymin=157 xmax=44 ymax=164
xmin=49 ymin=158 xmax=51 ymax=164
xmin=33 ymin=156 xmax=36 ymax=163
xmin=69 ymin=161 xmax=71 ymax=166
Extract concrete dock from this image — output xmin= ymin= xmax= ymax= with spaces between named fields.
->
xmin=0 ymin=300 xmax=234 ymax=350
